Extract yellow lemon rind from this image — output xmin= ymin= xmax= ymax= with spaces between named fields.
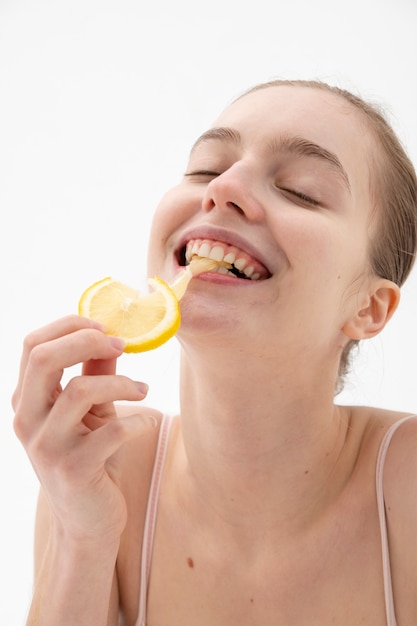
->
xmin=78 ymin=276 xmax=181 ymax=353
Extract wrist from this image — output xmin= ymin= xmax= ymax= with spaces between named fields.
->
xmin=50 ymin=518 xmax=122 ymax=555
xmin=49 ymin=501 xmax=126 ymax=543
xmin=28 ymin=522 xmax=121 ymax=626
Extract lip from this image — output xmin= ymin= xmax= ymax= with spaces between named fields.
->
xmin=175 ymin=225 xmax=272 ymax=277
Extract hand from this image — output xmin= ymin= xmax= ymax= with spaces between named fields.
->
xmin=12 ymin=315 xmax=154 ymax=543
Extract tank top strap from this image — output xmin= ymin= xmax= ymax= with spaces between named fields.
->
xmin=136 ymin=413 xmax=174 ymax=626
xmin=376 ymin=414 xmax=416 ymax=626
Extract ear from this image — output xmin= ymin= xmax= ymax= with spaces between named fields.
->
xmin=342 ymin=279 xmax=401 ymax=340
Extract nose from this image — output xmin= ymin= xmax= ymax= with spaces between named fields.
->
xmin=201 ymin=163 xmax=264 ymax=222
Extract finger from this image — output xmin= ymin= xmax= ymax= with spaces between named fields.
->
xmin=82 ymin=356 xmax=117 ymax=377
xmin=81 ymin=357 xmax=119 ymax=417
xmin=39 ymin=413 xmax=157 ymax=485
xmin=44 ymin=374 xmax=148 ymax=435
xmin=14 ymin=330 xmax=126 ymax=434
xmin=27 ymin=315 xmax=105 ymax=347
xmin=12 ymin=316 xmax=105 ymax=411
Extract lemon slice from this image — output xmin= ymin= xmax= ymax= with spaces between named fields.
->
xmin=78 ymin=276 xmax=180 ymax=353
xmin=78 ymin=256 xmax=220 ymax=353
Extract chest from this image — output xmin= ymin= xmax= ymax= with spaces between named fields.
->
xmin=144 ymin=500 xmax=389 ymax=626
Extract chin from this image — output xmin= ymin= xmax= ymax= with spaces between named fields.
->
xmin=178 ymin=295 xmax=241 ymax=339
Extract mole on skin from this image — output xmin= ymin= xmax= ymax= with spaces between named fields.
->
xmin=187 ymin=557 xmax=194 ymax=568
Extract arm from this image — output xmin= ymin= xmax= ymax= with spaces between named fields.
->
xmin=13 ymin=316 xmax=154 ymax=626
xmin=29 ymin=491 xmax=120 ymax=626
xmin=29 ymin=489 xmax=121 ymax=626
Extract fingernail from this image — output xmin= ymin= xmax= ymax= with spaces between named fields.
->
xmin=135 ymin=381 xmax=149 ymax=395
xmin=109 ymin=336 xmax=126 ymax=351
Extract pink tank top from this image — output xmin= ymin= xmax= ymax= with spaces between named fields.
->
xmin=136 ymin=413 xmax=415 ymax=626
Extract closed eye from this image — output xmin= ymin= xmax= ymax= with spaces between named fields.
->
xmin=280 ymin=188 xmax=320 ymax=207
xmin=184 ymin=170 xmax=221 ymax=180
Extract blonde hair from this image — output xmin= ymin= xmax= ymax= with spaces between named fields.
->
xmin=242 ymin=79 xmax=417 ymax=390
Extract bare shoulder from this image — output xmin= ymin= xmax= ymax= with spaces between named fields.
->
xmin=115 ymin=404 xmax=164 ymax=516
xmin=381 ymin=412 xmax=417 ymax=544
xmin=373 ymin=409 xmax=417 ymax=624
xmin=114 ymin=404 xmax=166 ymax=624
xmin=347 ymin=406 xmax=417 ymax=623
xmin=350 ymin=405 xmax=416 ymax=493
xmin=347 ymin=405 xmax=416 ymax=443
xmin=115 ymin=404 xmax=165 ymax=514
xmin=376 ymin=408 xmax=417 ymax=533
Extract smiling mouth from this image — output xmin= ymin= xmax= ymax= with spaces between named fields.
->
xmin=178 ymin=239 xmax=271 ymax=281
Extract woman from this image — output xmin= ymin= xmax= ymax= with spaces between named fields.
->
xmin=13 ymin=80 xmax=417 ymax=625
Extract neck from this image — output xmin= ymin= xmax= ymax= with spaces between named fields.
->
xmin=175 ymin=342 xmax=351 ymax=543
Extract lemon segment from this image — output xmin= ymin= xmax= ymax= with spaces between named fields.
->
xmin=170 ymin=256 xmax=229 ymax=300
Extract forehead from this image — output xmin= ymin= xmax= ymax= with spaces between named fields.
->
xmin=215 ymin=86 xmax=364 ymax=145
xmin=210 ymin=86 xmax=372 ymax=196
xmin=213 ymin=85 xmax=367 ymax=149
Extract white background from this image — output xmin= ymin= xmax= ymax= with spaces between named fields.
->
xmin=1 ymin=0 xmax=416 ymax=622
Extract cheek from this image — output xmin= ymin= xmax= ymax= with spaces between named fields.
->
xmin=146 ymin=185 xmax=198 ymax=276
xmin=149 ymin=188 xmax=180 ymax=235
xmin=280 ymin=213 xmax=368 ymax=286
xmin=279 ymin=214 xmax=337 ymax=267
xmin=146 ymin=190 xmax=176 ymax=275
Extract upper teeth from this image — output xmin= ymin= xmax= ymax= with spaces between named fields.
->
xmin=185 ymin=239 xmax=262 ymax=280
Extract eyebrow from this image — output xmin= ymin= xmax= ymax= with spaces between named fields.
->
xmin=190 ymin=126 xmax=241 ymax=151
xmin=190 ymin=126 xmax=351 ymax=193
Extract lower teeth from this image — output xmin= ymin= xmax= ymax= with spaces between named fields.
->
xmin=187 ymin=254 xmax=254 ymax=280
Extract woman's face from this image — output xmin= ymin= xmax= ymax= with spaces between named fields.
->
xmin=147 ymin=85 xmax=376 ymax=357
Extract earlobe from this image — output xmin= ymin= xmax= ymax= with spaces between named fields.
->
xmin=342 ymin=280 xmax=401 ymax=340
